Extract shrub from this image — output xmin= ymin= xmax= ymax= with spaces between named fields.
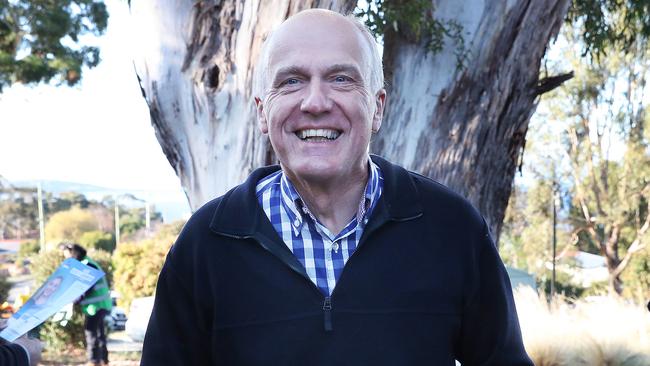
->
xmin=18 ymin=239 xmax=40 ymax=259
xmin=79 ymin=230 xmax=116 ymax=253
xmin=0 ymin=273 xmax=11 ymax=303
xmin=44 ymin=207 xmax=100 ymax=243
xmin=112 ymin=221 xmax=182 ymax=311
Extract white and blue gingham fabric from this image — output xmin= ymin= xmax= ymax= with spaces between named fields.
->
xmin=256 ymin=160 xmax=383 ymax=296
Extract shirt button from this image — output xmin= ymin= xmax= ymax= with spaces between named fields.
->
xmin=293 ymin=219 xmax=300 ymax=227
xmin=332 ymin=242 xmax=340 ymax=253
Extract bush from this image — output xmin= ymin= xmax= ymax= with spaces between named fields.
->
xmin=112 ymin=221 xmax=182 ymax=311
xmin=18 ymin=239 xmax=40 ymax=259
xmin=79 ymin=230 xmax=116 ymax=253
xmin=44 ymin=207 xmax=100 ymax=243
xmin=0 ymin=273 xmax=11 ymax=303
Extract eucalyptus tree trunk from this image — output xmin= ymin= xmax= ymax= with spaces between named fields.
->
xmin=131 ymin=0 xmax=356 ymax=210
xmin=373 ymin=0 xmax=572 ymax=241
xmin=132 ymin=0 xmax=572 ymax=244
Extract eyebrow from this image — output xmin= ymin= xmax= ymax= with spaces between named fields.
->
xmin=271 ymin=64 xmax=364 ymax=86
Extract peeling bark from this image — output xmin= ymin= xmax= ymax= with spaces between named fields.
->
xmin=373 ymin=0 xmax=571 ymax=242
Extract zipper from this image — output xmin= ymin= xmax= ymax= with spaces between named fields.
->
xmin=322 ymin=296 xmax=333 ymax=331
xmin=239 ymin=234 xmax=330 ymax=329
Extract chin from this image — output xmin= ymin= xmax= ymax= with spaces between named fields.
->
xmin=289 ymin=160 xmax=341 ymax=181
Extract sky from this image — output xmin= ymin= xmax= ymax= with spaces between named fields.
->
xmin=0 ymin=0 xmax=190 ymax=212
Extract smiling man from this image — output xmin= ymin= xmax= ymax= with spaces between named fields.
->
xmin=141 ymin=9 xmax=532 ymax=366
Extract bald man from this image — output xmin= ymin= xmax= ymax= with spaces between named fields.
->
xmin=141 ymin=9 xmax=532 ymax=366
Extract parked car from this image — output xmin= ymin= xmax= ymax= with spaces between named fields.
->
xmin=125 ymin=296 xmax=154 ymax=342
xmin=105 ymin=291 xmax=127 ymax=331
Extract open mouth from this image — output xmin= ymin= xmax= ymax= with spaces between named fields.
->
xmin=295 ymin=128 xmax=341 ymax=142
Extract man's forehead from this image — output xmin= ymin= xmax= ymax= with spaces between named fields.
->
xmin=266 ymin=13 xmax=369 ymax=72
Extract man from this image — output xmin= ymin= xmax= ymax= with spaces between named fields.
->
xmin=62 ymin=243 xmax=112 ymax=366
xmin=141 ymin=9 xmax=532 ymax=365
xmin=0 ymin=336 xmax=42 ymax=366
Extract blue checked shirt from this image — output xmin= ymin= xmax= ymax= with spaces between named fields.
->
xmin=256 ymin=160 xmax=383 ymax=296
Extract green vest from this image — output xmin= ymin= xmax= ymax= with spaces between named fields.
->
xmin=80 ymin=256 xmax=112 ymax=316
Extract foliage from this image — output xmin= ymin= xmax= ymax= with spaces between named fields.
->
xmin=355 ymin=0 xmax=466 ymax=66
xmin=78 ymin=230 xmax=115 ymax=253
xmin=44 ymin=207 xmax=100 ymax=243
xmin=538 ymin=269 xmax=586 ymax=299
xmin=567 ymin=0 xmax=650 ymax=60
xmin=621 ymin=248 xmax=650 ymax=301
xmin=0 ymin=187 xmax=38 ymax=239
xmin=30 ymin=249 xmax=65 ymax=285
xmin=0 ymin=272 xmax=11 ymax=303
xmin=18 ymin=239 xmax=40 ymax=259
xmin=38 ymin=307 xmax=86 ymax=351
xmin=112 ymin=220 xmax=183 ymax=311
xmin=0 ymin=0 xmax=109 ymax=92
xmin=552 ymin=30 xmax=650 ymax=295
xmin=504 ymin=16 xmax=650 ymax=297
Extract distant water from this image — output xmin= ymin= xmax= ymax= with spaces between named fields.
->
xmin=10 ymin=180 xmax=192 ymax=223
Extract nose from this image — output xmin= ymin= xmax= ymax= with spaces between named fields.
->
xmin=300 ymin=80 xmax=332 ymax=115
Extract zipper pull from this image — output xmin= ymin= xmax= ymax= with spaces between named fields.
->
xmin=323 ymin=296 xmax=333 ymax=331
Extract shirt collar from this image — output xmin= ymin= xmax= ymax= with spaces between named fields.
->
xmin=279 ymin=159 xmax=383 ymax=236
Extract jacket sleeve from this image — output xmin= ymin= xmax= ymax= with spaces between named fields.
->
xmin=140 ymin=247 xmax=212 ymax=366
xmin=456 ymin=220 xmax=534 ymax=366
xmin=0 ymin=342 xmax=29 ymax=366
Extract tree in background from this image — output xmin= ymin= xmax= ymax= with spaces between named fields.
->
xmin=560 ymin=49 xmax=650 ymax=296
xmin=0 ymin=186 xmax=38 ymax=239
xmin=502 ymin=15 xmax=650 ymax=297
xmin=44 ymin=206 xmax=100 ymax=244
xmin=0 ymin=0 xmax=108 ymax=92
xmin=78 ymin=230 xmax=115 ymax=252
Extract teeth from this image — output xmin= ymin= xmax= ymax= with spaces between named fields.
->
xmin=297 ymin=129 xmax=340 ymax=140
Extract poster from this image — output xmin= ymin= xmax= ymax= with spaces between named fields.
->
xmin=0 ymin=258 xmax=104 ymax=342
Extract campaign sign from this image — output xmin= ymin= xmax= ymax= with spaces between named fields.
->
xmin=0 ymin=258 xmax=104 ymax=342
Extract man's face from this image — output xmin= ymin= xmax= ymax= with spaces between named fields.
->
xmin=257 ymin=13 xmax=385 ymax=185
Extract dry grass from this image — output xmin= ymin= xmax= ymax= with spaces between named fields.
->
xmin=515 ymin=287 xmax=650 ymax=366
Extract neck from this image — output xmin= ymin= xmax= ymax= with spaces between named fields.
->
xmin=285 ymin=163 xmax=369 ymax=235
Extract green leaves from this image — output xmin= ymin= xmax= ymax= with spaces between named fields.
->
xmin=355 ymin=0 xmax=467 ymax=67
xmin=0 ymin=0 xmax=108 ymax=91
xmin=567 ymin=0 xmax=650 ymax=61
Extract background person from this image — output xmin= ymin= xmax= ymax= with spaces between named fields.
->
xmin=61 ymin=243 xmax=112 ymax=366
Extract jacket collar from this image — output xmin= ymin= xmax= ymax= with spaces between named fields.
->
xmin=209 ymin=155 xmax=423 ymax=238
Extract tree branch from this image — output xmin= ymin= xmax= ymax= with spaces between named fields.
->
xmin=612 ymin=201 xmax=650 ymax=278
xmin=536 ymin=71 xmax=574 ymax=95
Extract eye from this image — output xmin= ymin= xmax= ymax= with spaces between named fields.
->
xmin=333 ymin=75 xmax=351 ymax=83
xmin=280 ymin=78 xmax=300 ymax=86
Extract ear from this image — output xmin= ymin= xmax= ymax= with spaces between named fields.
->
xmin=255 ymin=97 xmax=268 ymax=134
xmin=371 ymin=89 xmax=386 ymax=133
